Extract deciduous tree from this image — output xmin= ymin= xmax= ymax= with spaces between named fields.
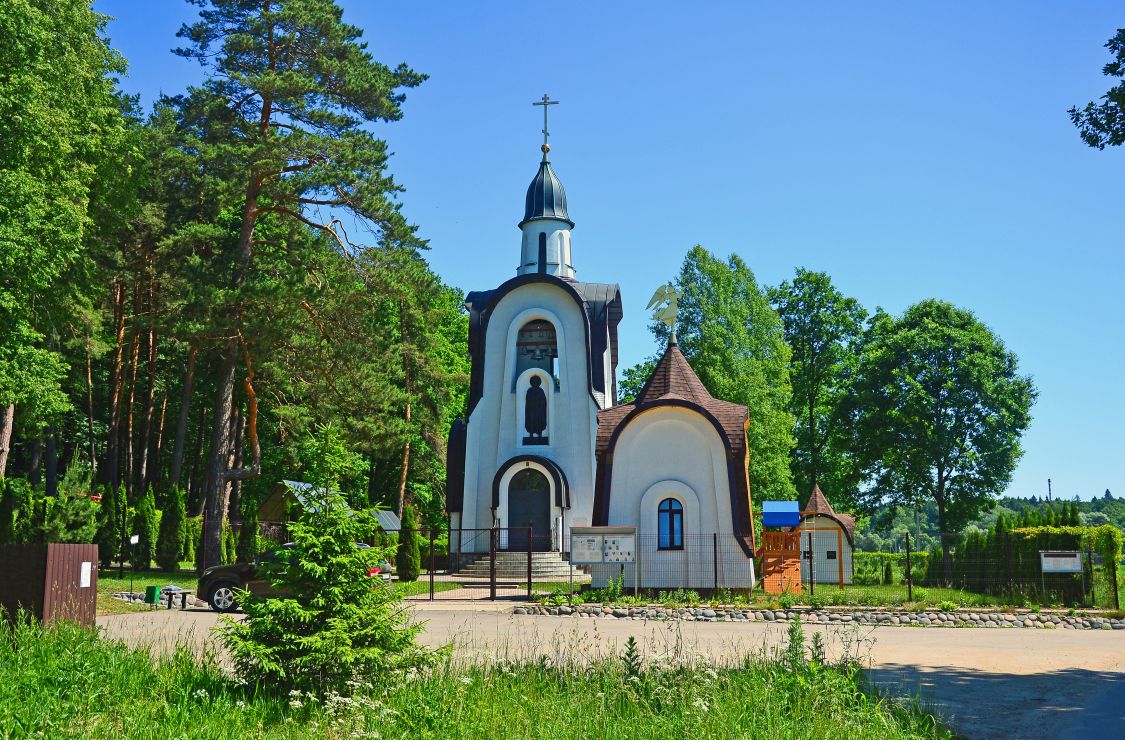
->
xmin=851 ymin=300 xmax=1035 ymax=582
xmin=769 ymin=269 xmax=866 ymax=507
xmin=1069 ymin=29 xmax=1125 ymax=148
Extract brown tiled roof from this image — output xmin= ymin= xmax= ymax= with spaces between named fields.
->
xmin=803 ymin=484 xmax=836 ymax=516
xmin=801 ymin=484 xmax=856 ymax=543
xmin=596 ymin=342 xmax=748 ymax=457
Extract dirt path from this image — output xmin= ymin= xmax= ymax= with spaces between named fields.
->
xmin=100 ymin=604 xmax=1125 ymax=739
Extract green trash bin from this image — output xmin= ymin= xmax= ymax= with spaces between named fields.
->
xmin=144 ymin=585 xmax=162 ymax=605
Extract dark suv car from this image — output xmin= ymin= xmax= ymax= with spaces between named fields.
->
xmin=197 ymin=543 xmax=388 ymax=612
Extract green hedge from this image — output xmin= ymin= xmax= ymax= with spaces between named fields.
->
xmin=853 ymin=551 xmax=930 ymax=586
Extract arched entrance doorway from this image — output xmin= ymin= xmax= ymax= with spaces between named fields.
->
xmin=507 ymin=468 xmax=551 ymax=551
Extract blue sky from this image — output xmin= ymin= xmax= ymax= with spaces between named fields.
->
xmin=96 ymin=1 xmax=1123 ymax=501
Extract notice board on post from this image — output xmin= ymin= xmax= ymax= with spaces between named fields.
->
xmin=1040 ymin=551 xmax=1083 ymax=574
xmin=570 ymin=526 xmax=637 ymax=564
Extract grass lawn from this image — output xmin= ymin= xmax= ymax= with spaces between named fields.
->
xmin=0 ymin=619 xmax=951 ymax=739
xmin=536 ymin=581 xmax=1083 ymax=611
xmin=392 ymin=580 xmax=462 ymax=598
xmin=96 ymin=568 xmax=199 ymax=616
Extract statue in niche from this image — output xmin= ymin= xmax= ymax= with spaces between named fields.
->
xmin=523 ymin=375 xmax=548 ymax=445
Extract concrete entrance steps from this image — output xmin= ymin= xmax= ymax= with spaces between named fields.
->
xmin=454 ymin=551 xmax=580 ymax=579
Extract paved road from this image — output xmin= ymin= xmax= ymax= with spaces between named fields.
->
xmin=101 ymin=603 xmax=1125 ymax=740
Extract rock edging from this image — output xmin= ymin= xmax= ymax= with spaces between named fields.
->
xmin=513 ymin=604 xmax=1125 ymax=630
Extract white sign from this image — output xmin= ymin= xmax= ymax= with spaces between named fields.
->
xmin=571 ymin=535 xmax=604 ymax=564
xmin=603 ymin=536 xmax=636 ymax=563
xmin=130 ymin=534 xmax=140 ymax=545
xmin=1040 ymin=551 xmax=1083 ymax=574
xmin=570 ymin=526 xmax=638 ymax=564
xmin=80 ymin=562 xmax=92 ymax=588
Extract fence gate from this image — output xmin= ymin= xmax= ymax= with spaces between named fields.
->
xmin=392 ymin=527 xmax=579 ymax=601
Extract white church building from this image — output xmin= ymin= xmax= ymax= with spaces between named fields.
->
xmin=446 ymin=134 xmax=757 ymax=589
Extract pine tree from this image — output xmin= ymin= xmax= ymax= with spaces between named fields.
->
xmin=395 ymin=504 xmax=421 ymax=582
xmin=131 ymin=487 xmax=158 ymax=569
xmin=156 ymin=486 xmax=186 ymax=571
xmin=97 ymin=484 xmax=127 ymax=565
xmin=173 ymin=0 xmax=426 ymax=568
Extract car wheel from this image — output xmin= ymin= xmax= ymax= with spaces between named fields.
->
xmin=208 ymin=581 xmax=239 ymax=613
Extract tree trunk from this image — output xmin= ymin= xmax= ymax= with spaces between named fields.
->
xmin=45 ymin=429 xmax=58 ymax=497
xmin=29 ymin=438 xmax=43 ymax=485
xmin=102 ymin=283 xmax=128 ymax=489
xmin=396 ymin=402 xmax=411 ymax=519
xmin=148 ymin=392 xmax=167 ymax=494
xmin=137 ymin=326 xmax=158 ymax=493
xmin=123 ymin=320 xmax=141 ymax=497
xmin=936 ymin=489 xmax=953 ymax=585
xmin=188 ymin=401 xmax=207 ymax=516
xmin=0 ymin=404 xmax=13 ymax=478
xmin=169 ymin=344 xmax=197 ymax=488
xmin=808 ymin=393 xmax=817 ymax=494
xmin=228 ymin=410 xmax=245 ymax=526
xmin=202 ymin=344 xmax=239 ymax=569
xmin=85 ymin=347 xmax=97 ymax=478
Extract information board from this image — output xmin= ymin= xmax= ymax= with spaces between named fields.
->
xmin=571 ymin=535 xmax=604 ymax=564
xmin=603 ymin=535 xmax=636 ymax=563
xmin=570 ymin=526 xmax=638 ymax=564
xmin=1040 ymin=551 xmax=1083 ymax=573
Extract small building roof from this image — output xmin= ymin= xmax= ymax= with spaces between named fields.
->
xmin=800 ymin=484 xmax=856 ymax=545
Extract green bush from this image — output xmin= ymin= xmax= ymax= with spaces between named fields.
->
xmin=236 ymin=499 xmax=260 ymax=564
xmin=183 ymin=516 xmax=201 ymax=565
xmin=0 ymin=479 xmax=18 ymax=544
xmin=395 ymin=505 xmax=421 ymax=582
xmin=97 ymin=484 xmax=127 ymax=565
xmin=156 ymin=487 xmax=186 ymax=571
xmin=220 ymin=488 xmax=427 ymax=697
xmin=883 ymin=561 xmax=893 ymax=585
xmin=221 ymin=520 xmax=237 ymax=565
xmin=131 ymin=488 xmax=158 ymax=569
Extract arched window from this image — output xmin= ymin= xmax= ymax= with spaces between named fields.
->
xmin=658 ymin=498 xmax=683 ymax=550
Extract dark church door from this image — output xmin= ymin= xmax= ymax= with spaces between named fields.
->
xmin=507 ymin=468 xmax=551 ymax=551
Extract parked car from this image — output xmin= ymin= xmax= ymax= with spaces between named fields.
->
xmin=198 ymin=543 xmax=390 ymax=612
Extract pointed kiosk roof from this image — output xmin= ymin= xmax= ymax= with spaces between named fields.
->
xmin=800 ymin=484 xmax=856 ymax=545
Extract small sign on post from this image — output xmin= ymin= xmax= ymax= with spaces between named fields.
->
xmin=570 ymin=526 xmax=639 ymax=596
xmin=1040 ymin=551 xmax=1083 ymax=573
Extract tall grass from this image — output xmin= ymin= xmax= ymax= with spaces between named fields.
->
xmin=0 ymin=617 xmax=950 ymax=738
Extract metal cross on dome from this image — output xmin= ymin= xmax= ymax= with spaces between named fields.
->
xmin=532 ymin=94 xmax=559 ymax=158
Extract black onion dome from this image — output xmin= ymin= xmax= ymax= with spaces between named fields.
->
xmin=520 ymin=159 xmax=573 ymax=228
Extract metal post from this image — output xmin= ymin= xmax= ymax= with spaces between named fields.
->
xmin=1005 ymin=532 xmax=1012 ymax=591
xmin=1086 ymin=548 xmax=1093 ymax=606
xmin=713 ymin=532 xmax=719 ymax=593
xmin=489 ymin=527 xmax=497 ymax=601
xmin=428 ymin=529 xmax=436 ymax=601
xmin=809 ymin=531 xmax=815 ymax=596
xmin=526 ymin=526 xmax=533 ymax=600
xmin=1113 ymin=556 xmax=1120 ymax=611
xmin=905 ymin=531 xmax=913 ymax=602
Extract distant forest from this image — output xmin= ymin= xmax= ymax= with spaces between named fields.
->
xmin=855 ymin=491 xmax=1124 ymax=553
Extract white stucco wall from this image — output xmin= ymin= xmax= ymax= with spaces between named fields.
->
xmin=592 ymin=406 xmax=755 ymax=589
xmin=517 ymin=219 xmax=574 ymax=278
xmin=798 ymin=515 xmax=853 ymax=585
xmin=459 ymin=282 xmax=600 ymax=551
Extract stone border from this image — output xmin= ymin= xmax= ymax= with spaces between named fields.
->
xmin=514 ymin=604 xmax=1125 ymax=630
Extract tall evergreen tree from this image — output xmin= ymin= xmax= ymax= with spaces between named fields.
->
xmin=172 ymin=0 xmax=425 ymax=566
xmin=156 ymin=486 xmax=187 ymax=571
xmin=655 ymin=246 xmax=795 ymax=500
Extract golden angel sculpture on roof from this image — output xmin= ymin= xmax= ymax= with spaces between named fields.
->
xmin=646 ymin=283 xmax=683 ymax=343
